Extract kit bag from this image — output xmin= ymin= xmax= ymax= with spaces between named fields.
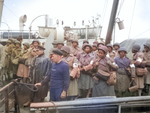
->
xmin=136 ymin=67 xmax=148 ymax=77
xmin=107 ymin=71 xmax=116 ymax=85
xmin=12 ymin=58 xmax=19 ymax=65
xmin=129 ymin=80 xmax=138 ymax=92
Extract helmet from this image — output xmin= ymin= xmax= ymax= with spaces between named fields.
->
xmin=98 ymin=46 xmax=108 ymax=53
xmin=83 ymin=44 xmax=92 ymax=50
xmin=23 ymin=42 xmax=30 ymax=48
xmin=132 ymin=44 xmax=140 ymax=51
xmin=52 ymin=40 xmax=58 ymax=45
xmin=61 ymin=46 xmax=70 ymax=53
xmin=113 ymin=43 xmax=120 ymax=47
xmin=144 ymin=42 xmax=150 ymax=49
xmin=106 ymin=44 xmax=113 ymax=49
xmin=57 ymin=40 xmax=64 ymax=45
xmin=118 ymin=47 xmax=127 ymax=53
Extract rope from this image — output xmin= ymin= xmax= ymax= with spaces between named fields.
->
xmin=50 ymin=101 xmax=58 ymax=113
xmin=4 ymin=4 xmax=19 ymax=19
xmin=13 ymin=80 xmax=38 ymax=92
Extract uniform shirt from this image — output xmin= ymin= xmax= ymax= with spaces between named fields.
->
xmin=62 ymin=55 xmax=79 ymax=66
xmin=41 ymin=61 xmax=70 ymax=92
xmin=70 ymin=46 xmax=82 ymax=56
xmin=77 ymin=51 xmax=95 ymax=67
xmin=93 ymin=56 xmax=118 ymax=76
xmin=114 ymin=56 xmax=130 ymax=68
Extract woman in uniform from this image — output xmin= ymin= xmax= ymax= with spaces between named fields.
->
xmin=106 ymin=44 xmax=116 ymax=60
xmin=77 ymin=44 xmax=95 ymax=98
xmin=114 ymin=47 xmax=131 ymax=97
xmin=11 ymin=40 xmax=22 ymax=78
xmin=17 ymin=42 xmax=30 ymax=83
xmin=91 ymin=46 xmax=118 ymax=97
xmin=131 ymin=44 xmax=147 ymax=96
xmin=61 ymin=46 xmax=80 ymax=100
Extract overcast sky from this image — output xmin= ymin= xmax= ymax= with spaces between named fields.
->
xmin=1 ymin=0 xmax=150 ymax=43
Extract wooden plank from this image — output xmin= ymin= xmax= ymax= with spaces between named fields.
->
xmin=9 ymin=99 xmax=15 ymax=110
xmin=5 ymin=89 xmax=9 ymax=112
xmin=30 ymin=102 xmax=56 ymax=108
xmin=0 ymin=97 xmax=5 ymax=107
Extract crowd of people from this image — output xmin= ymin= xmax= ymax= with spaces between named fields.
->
xmin=0 ymin=37 xmax=150 ymax=104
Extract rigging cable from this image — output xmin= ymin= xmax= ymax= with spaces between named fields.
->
xmin=101 ymin=0 xmax=108 ymax=26
xmin=2 ymin=15 xmax=8 ymax=23
xmin=3 ymin=4 xmax=19 ymax=19
xmin=128 ymin=0 xmax=137 ymax=39
xmin=117 ymin=0 xmax=124 ymax=17
xmin=133 ymin=28 xmax=150 ymax=39
xmin=99 ymin=0 xmax=108 ymax=39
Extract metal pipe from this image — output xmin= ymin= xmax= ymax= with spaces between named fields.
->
xmin=28 ymin=14 xmax=47 ymax=43
xmin=105 ymin=0 xmax=119 ymax=45
xmin=30 ymin=96 xmax=150 ymax=108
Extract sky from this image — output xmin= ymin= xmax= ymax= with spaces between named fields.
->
xmin=1 ymin=0 xmax=150 ymax=43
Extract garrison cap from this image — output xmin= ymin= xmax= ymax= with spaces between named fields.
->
xmin=144 ymin=42 xmax=150 ymax=49
xmin=132 ymin=44 xmax=140 ymax=51
xmin=38 ymin=45 xmax=45 ymax=50
xmin=52 ymin=48 xmax=63 ymax=56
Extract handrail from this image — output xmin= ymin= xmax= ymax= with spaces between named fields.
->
xmin=0 ymin=79 xmax=18 ymax=92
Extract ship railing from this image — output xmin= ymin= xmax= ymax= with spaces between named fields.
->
xmin=0 ymin=79 xmax=20 ymax=113
xmin=30 ymin=96 xmax=150 ymax=113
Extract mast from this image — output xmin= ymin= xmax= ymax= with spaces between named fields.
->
xmin=105 ymin=0 xmax=119 ymax=45
xmin=0 ymin=0 xmax=4 ymax=26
